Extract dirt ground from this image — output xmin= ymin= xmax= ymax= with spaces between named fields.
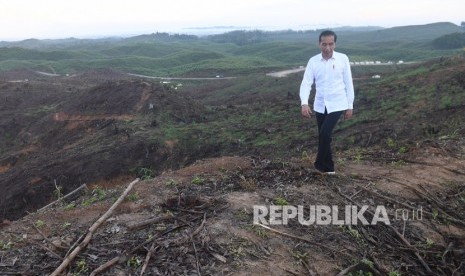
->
xmin=0 ymin=69 xmax=207 ymax=221
xmin=1 ymin=144 xmax=464 ymax=275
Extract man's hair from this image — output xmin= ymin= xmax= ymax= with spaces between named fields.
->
xmin=319 ymin=30 xmax=337 ymax=43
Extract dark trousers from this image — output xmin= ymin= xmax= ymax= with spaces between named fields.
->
xmin=314 ymin=109 xmax=343 ymax=172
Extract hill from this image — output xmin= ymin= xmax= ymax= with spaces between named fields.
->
xmin=0 ymin=53 xmax=464 ymax=275
xmin=339 ymin=22 xmax=464 ymax=43
xmin=0 ymin=73 xmax=207 ymax=220
xmin=1 ymin=22 xmax=464 ymax=77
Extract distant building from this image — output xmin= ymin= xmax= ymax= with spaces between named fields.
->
xmin=372 ymin=75 xmax=381 ymax=79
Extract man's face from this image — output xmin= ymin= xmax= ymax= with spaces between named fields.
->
xmin=319 ymin=35 xmax=336 ymax=60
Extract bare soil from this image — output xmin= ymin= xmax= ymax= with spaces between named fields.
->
xmin=0 ymin=69 xmax=207 ymax=221
xmin=1 ymin=146 xmax=464 ymax=275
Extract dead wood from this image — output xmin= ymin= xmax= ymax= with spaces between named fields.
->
xmin=336 ymin=263 xmax=360 ymax=276
xmin=336 ymin=262 xmax=381 ymax=276
xmin=89 ymin=222 xmax=194 ymax=275
xmin=29 ymin=240 xmax=63 ymax=260
xmin=166 ymin=213 xmax=206 ymax=246
xmin=0 ymin=257 xmax=17 ymax=267
xmin=89 ymin=256 xmax=120 ymax=276
xmin=127 ymin=213 xmax=173 ymax=231
xmin=403 ymin=159 xmax=465 ymax=176
xmin=301 ymin=259 xmax=317 ymax=276
xmin=139 ymin=242 xmax=159 ymax=276
xmin=418 ymin=183 xmax=458 ymax=215
xmin=50 ymin=178 xmax=139 ymax=276
xmin=31 ymin=223 xmax=68 ymax=251
xmin=65 ymin=233 xmax=86 ymax=258
xmin=390 ymin=225 xmax=433 ymax=274
xmin=358 ymin=185 xmax=465 ymax=226
xmin=192 ymin=240 xmax=201 ymax=276
xmin=209 ymin=252 xmax=227 ymax=263
xmin=256 ymin=223 xmax=351 ymax=257
xmin=38 ymin=184 xmax=88 ymax=212
xmin=335 ymin=186 xmax=433 ymax=274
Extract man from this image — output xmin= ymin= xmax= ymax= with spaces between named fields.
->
xmin=300 ymin=30 xmax=354 ymax=174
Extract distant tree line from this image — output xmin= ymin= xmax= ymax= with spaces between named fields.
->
xmin=205 ymin=30 xmax=317 ymax=45
xmin=432 ymin=32 xmax=465 ymax=49
xmin=152 ymin=32 xmax=198 ymax=41
xmin=125 ymin=32 xmax=199 ymax=43
xmin=206 ymin=30 xmax=270 ymax=45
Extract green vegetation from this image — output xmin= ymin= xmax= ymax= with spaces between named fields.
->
xmin=64 ymin=203 xmax=76 ymax=210
xmin=0 ymin=240 xmax=13 ymax=250
xmin=126 ymin=256 xmax=142 ymax=268
xmin=126 ymin=193 xmax=140 ymax=202
xmin=1 ymin=28 xmax=463 ymax=163
xmin=0 ymin=23 xmax=464 ymax=276
xmin=191 ymin=176 xmax=205 ymax=185
xmin=1 ymin=22 xmax=463 ymax=76
xmin=53 ymin=184 xmax=64 ymax=199
xmin=62 ymin=222 xmax=72 ymax=229
xmin=426 ymin=237 xmax=435 ymax=248
xmin=82 ymin=186 xmax=107 ymax=206
xmin=1 ymin=23 xmax=464 ymax=205
xmin=273 ymin=197 xmax=289 ymax=206
xmin=73 ymin=258 xmax=88 ymax=275
xmin=433 ymin=32 xmax=465 ymax=49
xmin=34 ymin=220 xmax=46 ymax=228
xmin=109 ymin=50 xmax=464 ymax=160
xmin=137 ymin=167 xmax=154 ymax=180
xmin=165 ymin=179 xmax=179 ymax=187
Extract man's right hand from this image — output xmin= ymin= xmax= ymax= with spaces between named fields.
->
xmin=301 ymin=104 xmax=312 ymax=118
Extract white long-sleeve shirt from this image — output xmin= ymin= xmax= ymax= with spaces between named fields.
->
xmin=299 ymin=51 xmax=354 ymax=113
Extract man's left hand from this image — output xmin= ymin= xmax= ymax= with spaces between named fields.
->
xmin=344 ymin=109 xmax=353 ymax=120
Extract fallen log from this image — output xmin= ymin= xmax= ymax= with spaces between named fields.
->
xmin=127 ymin=213 xmax=173 ymax=231
xmin=38 ymin=184 xmax=88 ymax=212
xmin=50 ymin=178 xmax=139 ymax=276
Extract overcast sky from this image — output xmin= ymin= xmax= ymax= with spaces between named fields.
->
xmin=0 ymin=0 xmax=463 ymax=41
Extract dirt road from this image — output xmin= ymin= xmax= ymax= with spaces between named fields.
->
xmin=266 ymin=67 xmax=305 ymax=77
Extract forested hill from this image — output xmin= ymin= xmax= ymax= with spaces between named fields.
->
xmin=1 ymin=22 xmax=463 ymax=48
xmin=338 ymin=22 xmax=464 ymax=43
xmin=0 ymin=22 xmax=464 ymax=77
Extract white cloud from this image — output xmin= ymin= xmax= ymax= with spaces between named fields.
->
xmin=0 ymin=0 xmax=463 ymax=40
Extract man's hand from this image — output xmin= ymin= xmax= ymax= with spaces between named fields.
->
xmin=344 ymin=109 xmax=353 ymax=120
xmin=301 ymin=104 xmax=312 ymax=118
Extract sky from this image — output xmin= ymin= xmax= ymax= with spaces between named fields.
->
xmin=0 ymin=0 xmax=463 ymax=41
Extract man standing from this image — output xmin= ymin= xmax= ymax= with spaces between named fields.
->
xmin=300 ymin=30 xmax=354 ymax=174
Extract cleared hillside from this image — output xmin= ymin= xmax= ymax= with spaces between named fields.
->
xmin=0 ymin=59 xmax=464 ymax=273
xmin=0 ymin=28 xmax=464 ymax=275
